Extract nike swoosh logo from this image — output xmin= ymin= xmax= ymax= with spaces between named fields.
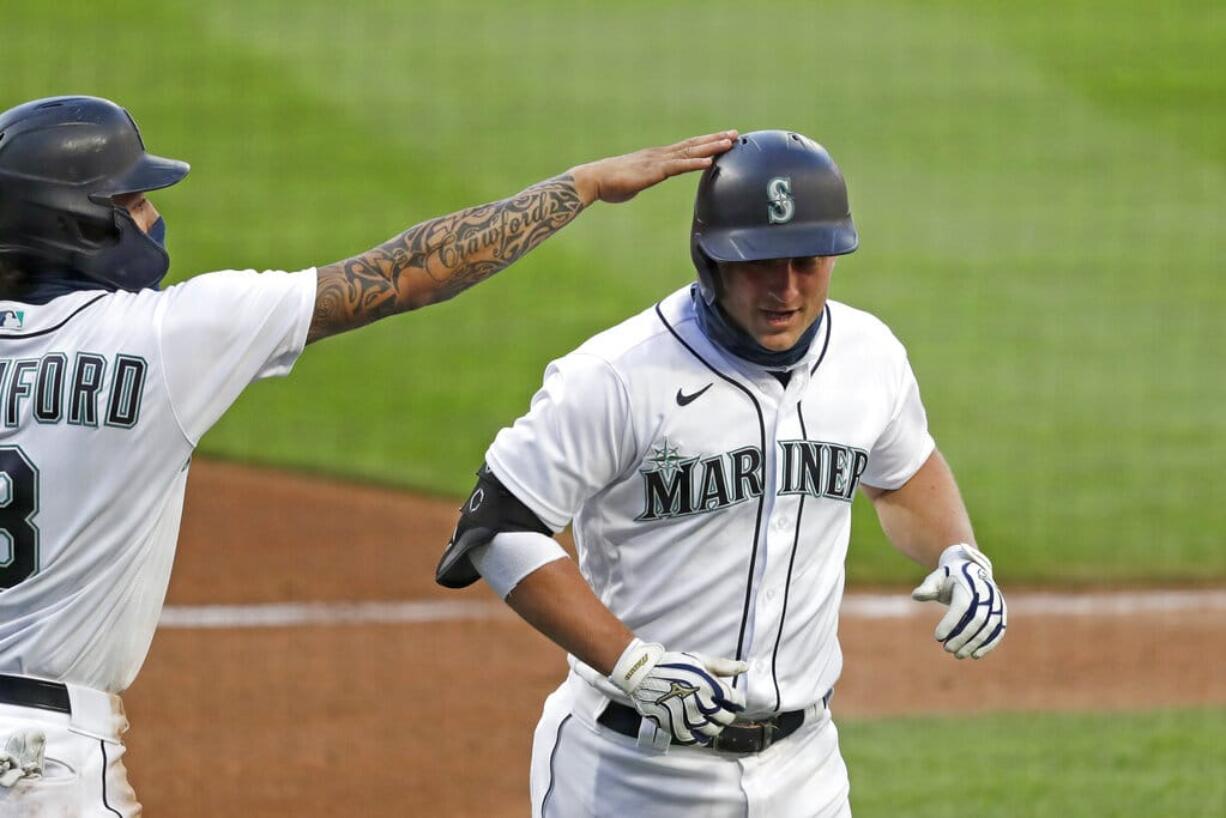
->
xmin=676 ymin=383 xmax=713 ymax=406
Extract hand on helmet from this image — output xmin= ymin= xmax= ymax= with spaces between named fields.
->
xmin=569 ymin=131 xmax=738 ymax=206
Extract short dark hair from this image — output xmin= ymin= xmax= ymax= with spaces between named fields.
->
xmin=0 ymin=257 xmax=31 ymax=300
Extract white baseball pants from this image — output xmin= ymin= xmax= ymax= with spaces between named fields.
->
xmin=530 ymin=675 xmax=852 ymax=818
xmin=0 ymin=681 xmax=138 ymax=817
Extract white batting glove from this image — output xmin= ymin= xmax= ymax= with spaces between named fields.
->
xmin=0 ymin=729 xmax=45 ymax=788
xmin=912 ymin=544 xmax=1008 ymax=660
xmin=608 ymin=638 xmax=748 ymax=746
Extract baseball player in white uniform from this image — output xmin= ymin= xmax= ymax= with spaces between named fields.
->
xmin=0 ymin=94 xmax=736 ymax=816
xmin=437 ymin=130 xmax=1008 ymax=817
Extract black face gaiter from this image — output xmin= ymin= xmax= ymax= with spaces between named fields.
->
xmin=11 ymin=216 xmax=169 ymax=304
xmin=691 ymin=285 xmax=821 ymax=368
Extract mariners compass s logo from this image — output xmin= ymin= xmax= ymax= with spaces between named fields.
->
xmin=767 ymin=177 xmax=794 ymax=224
xmin=645 ymin=439 xmax=687 ymax=475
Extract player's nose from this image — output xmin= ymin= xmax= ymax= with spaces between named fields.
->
xmin=769 ymin=262 xmax=803 ymax=299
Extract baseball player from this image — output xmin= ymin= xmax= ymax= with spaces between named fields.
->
xmin=0 ymin=94 xmax=736 ymax=816
xmin=437 ymin=130 xmax=1008 ymax=817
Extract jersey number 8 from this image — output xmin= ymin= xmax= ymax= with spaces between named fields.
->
xmin=0 ymin=446 xmax=39 ymax=590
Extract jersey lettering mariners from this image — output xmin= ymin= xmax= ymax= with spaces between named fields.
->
xmin=635 ymin=438 xmax=868 ymax=522
xmin=0 ymin=270 xmax=315 ymax=692
xmin=486 ymin=285 xmax=934 ymax=719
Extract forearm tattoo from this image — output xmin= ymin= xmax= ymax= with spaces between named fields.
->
xmin=308 ymin=174 xmax=584 ymax=342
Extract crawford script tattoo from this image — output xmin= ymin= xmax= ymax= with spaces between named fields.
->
xmin=308 ymin=174 xmax=584 ymax=342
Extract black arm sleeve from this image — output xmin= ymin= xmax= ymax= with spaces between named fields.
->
xmin=434 ymin=462 xmax=551 ymax=589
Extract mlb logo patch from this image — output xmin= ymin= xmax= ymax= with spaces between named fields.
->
xmin=0 ymin=310 xmax=25 ymax=329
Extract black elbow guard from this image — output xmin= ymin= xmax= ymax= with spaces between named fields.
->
xmin=435 ymin=463 xmax=550 ymax=589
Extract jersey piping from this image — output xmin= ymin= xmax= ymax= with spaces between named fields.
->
xmin=809 ymin=304 xmax=833 ymax=374
xmin=770 ymin=307 xmax=832 ymax=711
xmin=100 ymin=740 xmax=123 ymax=818
xmin=771 ymin=402 xmax=810 ymax=713
xmin=540 ymin=713 xmax=572 ymax=817
xmin=0 ymin=294 xmax=107 ymax=340
xmin=653 ymin=303 xmax=766 ymax=676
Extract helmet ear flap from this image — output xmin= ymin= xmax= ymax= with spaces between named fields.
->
xmin=690 ymin=232 xmax=720 ymax=304
xmin=695 ymin=246 xmax=722 ymax=304
xmin=74 ymin=211 xmax=120 ymax=247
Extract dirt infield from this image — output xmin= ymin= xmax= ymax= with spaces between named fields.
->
xmin=120 ymin=459 xmax=1226 ymax=817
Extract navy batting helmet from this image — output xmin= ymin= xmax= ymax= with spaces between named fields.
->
xmin=0 ymin=96 xmax=189 ymax=292
xmin=691 ymin=130 xmax=857 ymax=302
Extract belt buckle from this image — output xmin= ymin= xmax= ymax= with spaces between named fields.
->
xmin=712 ymin=719 xmax=776 ymax=754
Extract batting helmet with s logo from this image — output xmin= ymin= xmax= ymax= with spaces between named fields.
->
xmin=690 ymin=130 xmax=857 ymax=302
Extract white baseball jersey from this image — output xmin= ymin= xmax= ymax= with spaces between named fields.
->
xmin=0 ymin=269 xmax=315 ymax=693
xmin=487 ymin=285 xmax=934 ymax=719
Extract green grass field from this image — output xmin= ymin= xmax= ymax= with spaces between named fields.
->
xmin=841 ymin=708 xmax=1226 ymax=817
xmin=5 ymin=0 xmax=1224 ymax=582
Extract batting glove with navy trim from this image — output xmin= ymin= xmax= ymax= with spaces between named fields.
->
xmin=609 ymin=638 xmax=748 ymax=745
xmin=912 ymin=544 xmax=1008 ymax=660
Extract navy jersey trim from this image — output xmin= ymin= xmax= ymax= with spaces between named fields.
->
xmin=770 ymin=403 xmax=811 ymax=712
xmin=100 ymin=740 xmax=123 ymax=817
xmin=809 ymin=303 xmax=833 ymax=375
xmin=654 ymin=303 xmax=767 ymax=672
xmin=0 ymin=294 xmax=108 ymax=340
xmin=539 ymin=713 xmax=572 ymax=817
xmin=767 ymin=313 xmax=830 ymax=709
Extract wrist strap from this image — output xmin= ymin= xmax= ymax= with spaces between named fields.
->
xmin=608 ymin=638 xmax=665 ymax=696
xmin=938 ymin=543 xmax=993 ymax=576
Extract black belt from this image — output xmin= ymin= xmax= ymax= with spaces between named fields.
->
xmin=598 ymin=691 xmax=829 ymax=754
xmin=0 ymin=674 xmax=71 ymax=714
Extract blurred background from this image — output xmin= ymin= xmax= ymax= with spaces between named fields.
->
xmin=4 ymin=0 xmax=1223 ymax=815
xmin=7 ymin=0 xmax=1222 ymax=581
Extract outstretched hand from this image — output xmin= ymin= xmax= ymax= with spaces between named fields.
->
xmin=570 ymin=130 xmax=738 ymax=206
xmin=912 ymin=544 xmax=1008 ymax=660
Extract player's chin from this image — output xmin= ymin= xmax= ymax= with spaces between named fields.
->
xmin=753 ymin=334 xmax=796 ymax=351
xmin=753 ymin=320 xmax=802 ymax=350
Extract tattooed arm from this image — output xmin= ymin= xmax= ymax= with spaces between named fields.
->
xmin=306 ymin=130 xmax=737 ymax=344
